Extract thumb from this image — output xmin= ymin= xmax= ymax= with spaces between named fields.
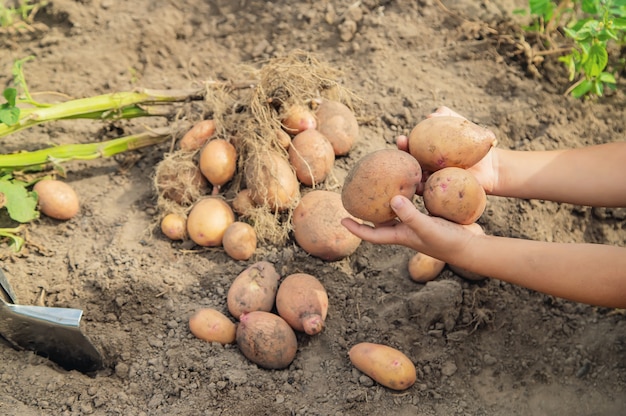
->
xmin=390 ymin=195 xmax=425 ymax=230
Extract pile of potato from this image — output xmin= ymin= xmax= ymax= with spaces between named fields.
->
xmin=342 ymin=115 xmax=497 ymax=283
xmin=189 ymin=261 xmax=328 ymax=369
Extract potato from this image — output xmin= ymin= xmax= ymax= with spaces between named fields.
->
xmin=33 ymin=179 xmax=80 ymax=220
xmin=288 ymin=129 xmax=335 ymax=186
xmin=186 ymin=197 xmax=235 ymax=246
xmin=199 ymin=138 xmax=237 ymax=191
xmin=315 ymin=99 xmax=359 ymax=156
xmin=341 ymin=149 xmax=422 ymax=224
xmin=231 ymin=189 xmax=257 ymax=217
xmin=236 ymin=311 xmax=298 ymax=369
xmin=179 ymin=119 xmax=216 ymax=151
xmin=348 ymin=342 xmax=416 ymax=391
xmin=408 ymin=252 xmax=446 ymax=283
xmin=245 ymin=151 xmax=300 ymax=212
xmin=408 ymin=116 xmax=497 ymax=172
xmin=281 ymin=103 xmax=317 ymax=134
xmin=293 ymin=190 xmax=361 ymax=261
xmin=275 ymin=273 xmax=328 ymax=335
xmin=448 ymin=223 xmax=487 ymax=281
xmin=160 ymin=213 xmax=187 ymax=241
xmin=422 ymin=167 xmax=486 ymax=225
xmin=227 ymin=261 xmax=281 ymax=320
xmin=189 ymin=308 xmax=237 ymax=344
xmin=222 ymin=221 xmax=257 ymax=261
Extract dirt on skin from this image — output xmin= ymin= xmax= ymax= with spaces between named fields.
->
xmin=1 ymin=0 xmax=625 ymax=415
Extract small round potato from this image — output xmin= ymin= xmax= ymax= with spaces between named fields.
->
xmin=408 ymin=252 xmax=446 ymax=283
xmin=315 ymin=99 xmax=359 ymax=156
xmin=422 ymin=167 xmax=486 ymax=225
xmin=189 ymin=308 xmax=237 ymax=344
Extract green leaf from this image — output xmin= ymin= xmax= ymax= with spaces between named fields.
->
xmin=571 ymin=79 xmax=593 ymax=98
xmin=599 ymin=72 xmax=617 ymax=84
xmin=583 ymin=43 xmax=608 ymax=77
xmin=581 ymin=0 xmax=599 ymax=15
xmin=530 ymin=0 xmax=554 ymax=18
xmin=0 ymin=181 xmax=38 ymax=223
xmin=2 ymin=88 xmax=17 ymax=106
xmin=0 ymin=107 xmax=20 ymax=126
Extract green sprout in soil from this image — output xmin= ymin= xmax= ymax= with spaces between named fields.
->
xmin=0 ymin=0 xmax=47 ymax=33
xmin=516 ymin=0 xmax=626 ymax=98
xmin=0 ymin=57 xmax=210 ymax=252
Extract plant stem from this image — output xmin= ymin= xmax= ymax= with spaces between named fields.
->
xmin=1 ymin=87 xmax=205 ymax=137
xmin=0 ymin=127 xmax=173 ymax=172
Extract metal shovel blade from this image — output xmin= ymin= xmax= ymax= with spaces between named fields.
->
xmin=0 ymin=269 xmax=103 ymax=374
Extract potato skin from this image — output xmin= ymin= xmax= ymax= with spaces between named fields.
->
xmin=236 ymin=311 xmax=298 ymax=369
xmin=222 ymin=221 xmax=257 ymax=261
xmin=422 ymin=167 xmax=486 ymax=225
xmin=276 ymin=273 xmax=328 ymax=335
xmin=293 ymin=190 xmax=361 ymax=261
xmin=408 ymin=116 xmax=496 ymax=172
xmin=288 ymin=129 xmax=335 ymax=186
xmin=408 ymin=252 xmax=446 ymax=283
xmin=189 ymin=308 xmax=237 ymax=344
xmin=342 ymin=149 xmax=422 ymax=224
xmin=348 ymin=342 xmax=417 ymax=391
xmin=186 ymin=197 xmax=235 ymax=246
xmin=227 ymin=261 xmax=281 ymax=319
xmin=315 ymin=99 xmax=359 ymax=156
xmin=245 ymin=151 xmax=300 ymax=212
xmin=34 ymin=179 xmax=80 ymax=220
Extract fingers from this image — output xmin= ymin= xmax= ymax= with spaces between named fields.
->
xmin=340 ymin=217 xmax=405 ymax=245
xmin=396 ymin=135 xmax=408 ymax=152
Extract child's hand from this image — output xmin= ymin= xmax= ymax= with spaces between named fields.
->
xmin=398 ymin=106 xmax=499 ymax=195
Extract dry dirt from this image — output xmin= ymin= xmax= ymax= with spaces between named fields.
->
xmin=1 ymin=0 xmax=625 ymax=415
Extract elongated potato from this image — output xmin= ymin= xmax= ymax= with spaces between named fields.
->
xmin=422 ymin=167 xmax=486 ymax=225
xmin=288 ymin=129 xmax=335 ymax=186
xmin=236 ymin=311 xmax=298 ymax=369
xmin=188 ymin=308 xmax=237 ymax=344
xmin=245 ymin=151 xmax=300 ymax=212
xmin=408 ymin=116 xmax=496 ymax=172
xmin=293 ymin=190 xmax=361 ymax=261
xmin=348 ymin=342 xmax=416 ymax=391
xmin=342 ymin=149 xmax=422 ymax=224
xmin=315 ymin=99 xmax=359 ymax=156
xmin=408 ymin=252 xmax=446 ymax=283
xmin=227 ymin=261 xmax=281 ymax=320
xmin=276 ymin=273 xmax=328 ymax=335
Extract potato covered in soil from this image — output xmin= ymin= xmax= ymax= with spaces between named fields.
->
xmin=408 ymin=116 xmax=497 ymax=172
xmin=33 ymin=179 xmax=80 ymax=220
xmin=155 ymin=155 xmax=208 ymax=206
xmin=408 ymin=252 xmax=446 ymax=283
xmin=186 ymin=197 xmax=235 ymax=246
xmin=227 ymin=261 xmax=281 ymax=320
xmin=188 ymin=308 xmax=237 ymax=345
xmin=348 ymin=342 xmax=417 ymax=391
xmin=245 ymin=151 xmax=300 ymax=212
xmin=422 ymin=167 xmax=486 ymax=225
xmin=288 ymin=129 xmax=335 ymax=186
xmin=275 ymin=273 xmax=328 ymax=335
xmin=236 ymin=311 xmax=298 ymax=369
xmin=231 ymin=189 xmax=257 ymax=217
xmin=315 ymin=99 xmax=359 ymax=156
xmin=281 ymin=103 xmax=317 ymax=135
xmin=222 ymin=221 xmax=257 ymax=261
xmin=292 ymin=190 xmax=361 ymax=261
xmin=341 ymin=149 xmax=422 ymax=224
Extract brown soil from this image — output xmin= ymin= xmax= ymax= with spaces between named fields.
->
xmin=1 ymin=0 xmax=625 ymax=415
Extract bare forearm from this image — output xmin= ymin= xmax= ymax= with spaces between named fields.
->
xmin=493 ymin=142 xmax=626 ymax=207
xmin=453 ymin=235 xmax=626 ymax=308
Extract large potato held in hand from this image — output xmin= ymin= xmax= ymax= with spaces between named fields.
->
xmin=34 ymin=179 xmax=80 ymax=220
xmin=188 ymin=308 xmax=237 ymax=345
xmin=236 ymin=311 xmax=298 ymax=370
xmin=293 ymin=190 xmax=361 ymax=261
xmin=276 ymin=273 xmax=328 ymax=335
xmin=349 ymin=342 xmax=417 ymax=391
xmin=422 ymin=167 xmax=486 ymax=225
xmin=227 ymin=261 xmax=281 ymax=320
xmin=342 ymin=149 xmax=422 ymax=224
xmin=315 ymin=99 xmax=359 ymax=156
xmin=408 ymin=116 xmax=496 ymax=172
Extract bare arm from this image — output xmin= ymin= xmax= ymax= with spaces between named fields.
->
xmin=341 ymin=196 xmax=626 ymax=309
xmin=492 ymin=142 xmax=626 ymax=207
